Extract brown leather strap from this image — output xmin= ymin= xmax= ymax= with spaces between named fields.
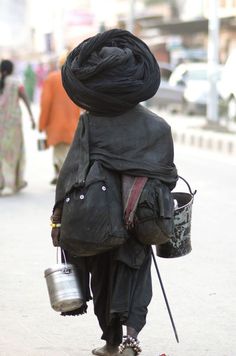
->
xmin=124 ymin=176 xmax=148 ymax=228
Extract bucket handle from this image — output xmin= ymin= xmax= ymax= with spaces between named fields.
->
xmin=178 ymin=175 xmax=197 ymax=196
xmin=56 ymin=247 xmax=68 ymax=266
xmin=56 ymin=248 xmax=74 ymax=275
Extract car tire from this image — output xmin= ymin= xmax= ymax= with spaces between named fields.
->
xmin=228 ymin=95 xmax=236 ymax=122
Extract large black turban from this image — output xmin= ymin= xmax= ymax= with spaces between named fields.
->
xmin=62 ymin=29 xmax=160 ymax=116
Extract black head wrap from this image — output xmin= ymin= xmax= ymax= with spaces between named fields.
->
xmin=62 ymin=29 xmax=160 ymax=116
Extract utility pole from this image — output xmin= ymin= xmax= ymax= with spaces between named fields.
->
xmin=127 ymin=0 xmax=136 ymax=33
xmin=207 ymin=0 xmax=220 ymax=124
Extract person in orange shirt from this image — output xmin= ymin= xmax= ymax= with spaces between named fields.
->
xmin=38 ymin=53 xmax=81 ymax=184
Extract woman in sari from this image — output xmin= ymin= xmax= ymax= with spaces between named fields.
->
xmin=0 ymin=59 xmax=36 ymax=196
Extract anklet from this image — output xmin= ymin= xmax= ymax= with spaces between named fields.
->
xmin=119 ymin=336 xmax=142 ymax=354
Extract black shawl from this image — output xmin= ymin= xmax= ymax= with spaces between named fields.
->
xmin=55 ymin=104 xmax=178 ymax=204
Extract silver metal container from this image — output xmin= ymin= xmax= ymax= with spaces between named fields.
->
xmin=37 ymin=138 xmax=47 ymax=151
xmin=44 ymin=263 xmax=83 ymax=312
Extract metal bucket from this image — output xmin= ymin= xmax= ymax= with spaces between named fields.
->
xmin=156 ymin=176 xmax=196 ymax=258
xmin=44 ymin=249 xmax=83 ymax=312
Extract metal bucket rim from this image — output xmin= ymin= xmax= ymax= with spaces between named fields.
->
xmin=172 ymin=192 xmax=194 ymax=211
xmin=44 ymin=263 xmax=74 ymax=277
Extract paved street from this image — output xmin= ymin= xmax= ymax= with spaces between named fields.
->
xmin=0 ymin=112 xmax=236 ymax=356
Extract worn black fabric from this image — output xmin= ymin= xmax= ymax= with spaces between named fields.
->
xmin=133 ymin=178 xmax=175 ymax=245
xmin=61 ymin=29 xmax=160 ymax=116
xmin=59 ymin=161 xmax=129 ymax=257
xmin=55 ymin=104 xmax=178 ymax=204
xmin=64 ymin=239 xmax=152 ymax=345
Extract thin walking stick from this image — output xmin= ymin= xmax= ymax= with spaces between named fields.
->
xmin=151 ymin=248 xmax=179 ymax=343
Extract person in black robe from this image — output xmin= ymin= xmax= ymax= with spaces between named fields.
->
xmin=50 ymin=29 xmax=178 ymax=356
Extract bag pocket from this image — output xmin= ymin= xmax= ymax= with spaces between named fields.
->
xmin=60 ymin=161 xmax=129 ymax=256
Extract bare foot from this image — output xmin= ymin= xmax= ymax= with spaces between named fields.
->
xmin=119 ymin=347 xmax=136 ymax=355
xmin=92 ymin=344 xmax=119 ymax=355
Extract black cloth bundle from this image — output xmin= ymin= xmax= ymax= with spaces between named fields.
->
xmin=61 ymin=29 xmax=160 ymax=116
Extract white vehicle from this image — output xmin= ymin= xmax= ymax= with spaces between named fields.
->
xmin=146 ymin=62 xmax=183 ymax=111
xmin=169 ymin=62 xmax=221 ymax=115
xmin=218 ymin=50 xmax=236 ymax=121
xmin=148 ymin=61 xmax=222 ymax=115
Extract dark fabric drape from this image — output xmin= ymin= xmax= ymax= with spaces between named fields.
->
xmin=64 ymin=239 xmax=152 ymax=345
xmin=61 ymin=29 xmax=160 ymax=116
xmin=55 ymin=104 xmax=178 ymax=204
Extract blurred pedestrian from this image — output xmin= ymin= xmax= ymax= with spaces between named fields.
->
xmin=0 ymin=59 xmax=36 ymax=196
xmin=35 ymin=62 xmax=47 ymax=102
xmin=51 ymin=29 xmax=177 ymax=355
xmin=23 ymin=63 xmax=36 ymax=102
xmin=38 ymin=53 xmax=81 ymax=185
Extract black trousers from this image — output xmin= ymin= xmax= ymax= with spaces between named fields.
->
xmin=89 ymin=246 xmax=152 ymax=345
xmin=66 ymin=244 xmax=152 ymax=346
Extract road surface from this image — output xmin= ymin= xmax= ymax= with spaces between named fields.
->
xmin=0 ymin=117 xmax=235 ymax=355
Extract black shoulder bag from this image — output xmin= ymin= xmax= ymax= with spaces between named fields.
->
xmin=59 ymin=115 xmax=129 ymax=257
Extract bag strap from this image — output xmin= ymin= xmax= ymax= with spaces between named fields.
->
xmin=123 ymin=176 xmax=148 ymax=229
xmin=76 ymin=113 xmax=90 ymax=186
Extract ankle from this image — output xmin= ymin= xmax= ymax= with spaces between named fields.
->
xmin=126 ymin=327 xmax=138 ymax=339
xmin=119 ymin=336 xmax=142 ymax=355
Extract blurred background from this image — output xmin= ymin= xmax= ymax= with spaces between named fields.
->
xmin=1 ymin=0 xmax=236 ymax=123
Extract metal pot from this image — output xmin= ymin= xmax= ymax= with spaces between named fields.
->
xmin=44 ymin=262 xmax=83 ymax=312
xmin=156 ymin=176 xmax=197 ymax=258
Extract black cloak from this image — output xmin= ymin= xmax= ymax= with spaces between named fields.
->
xmin=55 ymin=104 xmax=178 ymax=204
